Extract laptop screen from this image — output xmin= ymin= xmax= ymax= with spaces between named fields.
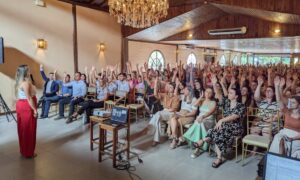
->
xmin=111 ymin=106 xmax=128 ymax=123
xmin=264 ymin=152 xmax=300 ymax=180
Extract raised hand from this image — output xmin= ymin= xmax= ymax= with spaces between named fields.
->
xmin=175 ymin=78 xmax=180 ymax=86
xmin=199 ymin=90 xmax=204 ymax=99
xmin=40 ymin=64 xmax=44 ymax=70
xmin=211 ymin=74 xmax=218 ymax=84
xmin=257 ymin=76 xmax=264 ymax=86
xmin=279 ymin=77 xmax=286 ymax=87
xmin=274 ymin=76 xmax=280 ymax=86
xmin=286 ymin=78 xmax=292 ymax=88
xmin=220 ymin=76 xmax=226 ymax=85
xmin=230 ymin=77 xmax=236 ymax=85
xmin=292 ymin=73 xmax=298 ymax=81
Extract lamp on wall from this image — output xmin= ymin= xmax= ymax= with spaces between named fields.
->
xmin=99 ymin=43 xmax=105 ymax=52
xmin=37 ymin=39 xmax=47 ymax=49
xmin=34 ymin=0 xmax=46 ymax=7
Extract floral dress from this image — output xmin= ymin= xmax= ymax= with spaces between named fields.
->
xmin=206 ymin=97 xmax=245 ymax=155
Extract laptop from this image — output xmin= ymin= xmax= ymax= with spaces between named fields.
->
xmin=103 ymin=106 xmax=128 ymax=126
xmin=263 ymin=152 xmax=300 ymax=180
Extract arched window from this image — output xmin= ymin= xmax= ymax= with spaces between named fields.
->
xmin=232 ymin=55 xmax=238 ymax=65
xmin=187 ymin=53 xmax=197 ymax=65
xmin=219 ymin=55 xmax=226 ymax=66
xmin=148 ymin=50 xmax=165 ymax=70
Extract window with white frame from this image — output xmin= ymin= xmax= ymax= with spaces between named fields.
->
xmin=232 ymin=55 xmax=238 ymax=65
xmin=187 ymin=53 xmax=197 ymax=66
xmin=219 ymin=55 xmax=226 ymax=66
xmin=148 ymin=50 xmax=165 ymax=70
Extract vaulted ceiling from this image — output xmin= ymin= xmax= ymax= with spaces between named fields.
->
xmin=59 ymin=0 xmax=300 ymax=53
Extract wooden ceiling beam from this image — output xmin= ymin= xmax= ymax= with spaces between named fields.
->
xmin=162 ymin=14 xmax=300 ymax=41
xmin=59 ymin=0 xmax=108 ymax=12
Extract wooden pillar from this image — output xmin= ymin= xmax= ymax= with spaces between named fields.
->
xmin=176 ymin=45 xmax=179 ymax=63
xmin=72 ymin=4 xmax=78 ymax=73
xmin=121 ymin=38 xmax=128 ymax=73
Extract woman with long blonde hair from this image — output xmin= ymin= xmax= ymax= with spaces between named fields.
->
xmin=15 ymin=65 xmax=38 ymax=158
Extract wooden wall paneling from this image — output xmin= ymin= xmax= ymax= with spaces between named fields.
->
xmin=162 ymin=15 xmax=300 ymax=41
xmin=212 ymin=3 xmax=300 ymax=24
xmin=208 ymin=0 xmax=300 ymax=15
xmin=121 ymin=3 xmax=205 ymax=38
xmin=127 ymin=4 xmax=226 ymax=41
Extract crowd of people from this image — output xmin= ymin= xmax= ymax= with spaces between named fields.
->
xmin=14 ymin=61 xmax=300 ymax=169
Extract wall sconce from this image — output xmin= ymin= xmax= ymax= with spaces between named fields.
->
xmin=34 ymin=0 xmax=46 ymax=7
xmin=274 ymin=29 xmax=281 ymax=33
xmin=98 ymin=43 xmax=105 ymax=52
xmin=37 ymin=39 xmax=47 ymax=49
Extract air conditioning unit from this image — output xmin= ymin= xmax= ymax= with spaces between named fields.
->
xmin=185 ymin=44 xmax=195 ymax=49
xmin=208 ymin=26 xmax=247 ymax=35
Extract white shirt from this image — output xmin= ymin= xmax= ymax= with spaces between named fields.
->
xmin=180 ymin=96 xmax=197 ymax=112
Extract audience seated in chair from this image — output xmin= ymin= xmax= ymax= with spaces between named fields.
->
xmin=169 ymin=83 xmax=198 ymax=149
xmin=183 ymin=87 xmax=217 ymax=158
xmin=193 ymin=87 xmax=245 ymax=168
xmin=54 ymin=72 xmax=87 ymax=122
xmin=251 ymin=75 xmax=279 ymax=137
xmin=67 ymin=78 xmax=108 ymax=124
xmin=42 ymin=72 xmax=72 ymax=118
xmin=143 ymin=76 xmax=180 ymax=147
xmin=38 ymin=64 xmax=59 ymax=118
xmin=269 ymin=76 xmax=300 ymax=158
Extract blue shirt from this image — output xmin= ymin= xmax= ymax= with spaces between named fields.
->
xmin=56 ymin=80 xmax=72 ymax=96
xmin=64 ymin=80 xmax=87 ymax=98
xmin=107 ymin=82 xmax=117 ymax=94
xmin=46 ymin=80 xmax=53 ymax=93
xmin=116 ymin=80 xmax=130 ymax=93
xmin=96 ymin=86 xmax=108 ymax=101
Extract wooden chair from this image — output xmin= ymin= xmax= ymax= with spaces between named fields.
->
xmin=98 ymin=106 xmax=130 ymax=168
xmin=89 ymin=116 xmax=110 ymax=151
xmin=104 ymin=90 xmax=128 ymax=111
xmin=241 ymin=107 xmax=280 ymax=166
xmin=86 ymin=87 xmax=97 ymax=99
xmin=127 ymin=91 xmax=145 ymax=122
xmin=50 ymin=102 xmax=59 ymax=114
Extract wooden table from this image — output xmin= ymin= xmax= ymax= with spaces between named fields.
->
xmin=89 ymin=116 xmax=110 ymax=151
xmin=98 ymin=122 xmax=130 ymax=168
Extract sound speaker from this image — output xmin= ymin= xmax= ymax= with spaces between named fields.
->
xmin=0 ymin=37 xmax=4 ymax=64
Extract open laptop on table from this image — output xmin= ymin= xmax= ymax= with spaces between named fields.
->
xmin=103 ymin=106 xmax=128 ymax=127
xmin=263 ymin=152 xmax=300 ymax=180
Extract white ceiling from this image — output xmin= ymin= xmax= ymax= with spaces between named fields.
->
xmin=162 ymin=36 xmax=300 ymax=53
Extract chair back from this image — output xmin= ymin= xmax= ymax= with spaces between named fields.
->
xmin=246 ymin=107 xmax=280 ymax=140
xmin=86 ymin=87 xmax=97 ymax=99
xmin=114 ymin=90 xmax=127 ymax=105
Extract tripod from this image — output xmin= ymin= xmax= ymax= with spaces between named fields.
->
xmin=0 ymin=94 xmax=16 ymax=122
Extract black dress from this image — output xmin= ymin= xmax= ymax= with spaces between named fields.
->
xmin=206 ymin=97 xmax=245 ymax=155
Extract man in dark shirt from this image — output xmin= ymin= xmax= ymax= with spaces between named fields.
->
xmin=38 ymin=64 xmax=59 ymax=118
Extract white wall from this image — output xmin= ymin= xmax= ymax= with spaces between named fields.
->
xmin=0 ymin=0 xmax=121 ymax=110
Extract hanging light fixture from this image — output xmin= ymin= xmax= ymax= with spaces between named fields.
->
xmin=108 ymin=0 xmax=169 ymax=28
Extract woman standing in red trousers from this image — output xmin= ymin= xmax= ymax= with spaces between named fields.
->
xmin=15 ymin=65 xmax=38 ymax=158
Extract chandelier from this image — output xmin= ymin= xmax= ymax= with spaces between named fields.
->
xmin=108 ymin=0 xmax=169 ymax=28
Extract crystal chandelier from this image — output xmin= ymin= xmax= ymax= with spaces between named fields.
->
xmin=108 ymin=0 xmax=169 ymax=28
